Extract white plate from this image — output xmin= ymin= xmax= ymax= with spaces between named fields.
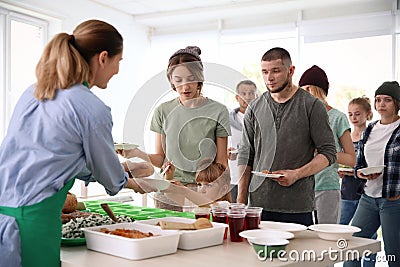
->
xmin=358 ymin=165 xmax=385 ymax=175
xmin=251 ymin=171 xmax=284 ymax=178
xmin=230 ymin=149 xmax=239 ymax=154
xmin=308 ymin=224 xmax=361 ymax=241
xmin=239 ymin=229 xmax=294 ymax=245
xmin=259 ymin=221 xmax=307 ymax=235
xmin=134 ymin=178 xmax=170 ymax=191
xmin=137 ymin=217 xmax=228 ymax=250
xmin=114 ymin=143 xmax=139 ymax=150
xmin=338 ymin=167 xmax=354 ymax=172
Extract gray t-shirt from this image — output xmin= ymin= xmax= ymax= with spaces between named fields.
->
xmin=237 ymin=89 xmax=336 ymax=213
xmin=151 ymin=97 xmax=231 ymax=184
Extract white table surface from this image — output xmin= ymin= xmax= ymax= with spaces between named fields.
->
xmin=61 ymin=230 xmax=381 ymax=267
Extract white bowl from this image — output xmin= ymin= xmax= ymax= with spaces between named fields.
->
xmin=358 ymin=165 xmax=385 ymax=175
xmin=259 ymin=221 xmax=307 ymax=236
xmin=249 ymin=238 xmax=289 ymax=258
xmin=83 ymin=222 xmax=180 ymax=260
xmin=308 ymin=224 xmax=361 ymax=241
xmin=239 ymin=229 xmax=294 ymax=244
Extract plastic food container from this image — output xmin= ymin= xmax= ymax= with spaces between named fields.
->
xmin=137 ymin=217 xmax=228 ymax=250
xmin=82 ymin=222 xmax=180 ymax=260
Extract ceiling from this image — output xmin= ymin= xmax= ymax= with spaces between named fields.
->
xmin=90 ymin=0 xmax=393 ymax=35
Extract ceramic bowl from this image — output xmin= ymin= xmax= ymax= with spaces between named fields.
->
xmin=308 ymin=224 xmax=361 ymax=241
xmin=249 ymin=238 xmax=289 ymax=258
xmin=239 ymin=229 xmax=294 ymax=245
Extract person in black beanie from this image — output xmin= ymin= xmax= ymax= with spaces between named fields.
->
xmin=298 ymin=65 xmax=356 ymax=225
xmin=344 ymin=81 xmax=400 ymax=267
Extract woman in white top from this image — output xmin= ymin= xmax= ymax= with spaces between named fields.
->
xmin=344 ymin=81 xmax=400 ymax=267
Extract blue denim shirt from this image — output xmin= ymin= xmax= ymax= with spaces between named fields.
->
xmin=355 ymin=120 xmax=400 ymax=198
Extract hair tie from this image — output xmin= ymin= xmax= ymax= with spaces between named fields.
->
xmin=69 ymin=34 xmax=75 ymax=45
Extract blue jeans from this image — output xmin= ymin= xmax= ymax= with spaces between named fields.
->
xmin=340 ymin=199 xmax=359 ymax=225
xmin=340 ymin=199 xmax=377 ymax=267
xmin=343 ymin=194 xmax=400 ymax=267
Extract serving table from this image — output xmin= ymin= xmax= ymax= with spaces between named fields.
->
xmin=61 ymin=230 xmax=381 ymax=267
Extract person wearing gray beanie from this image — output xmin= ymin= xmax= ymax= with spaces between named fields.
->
xmin=343 ymin=83 xmax=400 ymax=267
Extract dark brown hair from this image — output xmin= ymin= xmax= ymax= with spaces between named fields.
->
xmin=167 ymin=46 xmax=204 ymax=92
xmin=235 ymin=80 xmax=257 ymax=94
xmin=35 ymin=19 xmax=123 ymax=101
xmin=261 ymin=47 xmax=292 ymax=66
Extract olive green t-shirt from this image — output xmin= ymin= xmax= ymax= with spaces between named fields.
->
xmin=150 ymin=98 xmax=231 ymax=184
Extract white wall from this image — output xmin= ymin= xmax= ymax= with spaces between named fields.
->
xmin=5 ymin=0 xmax=151 ymax=141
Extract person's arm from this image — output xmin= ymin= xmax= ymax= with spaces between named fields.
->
xmin=237 ymin=165 xmax=252 ymax=204
xmin=119 ymin=133 xmax=165 ymax=168
xmin=215 ymin=136 xmax=228 ymax=167
xmin=148 ymin=132 xmax=166 ymax=168
xmin=272 ymin=99 xmax=336 ymax=186
xmin=124 ymin=178 xmax=152 ymax=194
xmin=122 ymin=161 xmax=154 ymax=177
xmin=163 ymin=182 xmax=216 ymax=206
xmin=337 ymin=130 xmax=356 ymax=167
xmin=271 ymin=153 xmax=330 ymax=186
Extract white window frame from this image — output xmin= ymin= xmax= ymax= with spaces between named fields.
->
xmin=0 ymin=8 xmax=48 ymax=140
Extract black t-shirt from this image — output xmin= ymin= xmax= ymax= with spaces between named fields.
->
xmin=341 ymin=141 xmax=365 ymax=200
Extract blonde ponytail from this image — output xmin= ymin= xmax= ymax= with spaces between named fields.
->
xmin=35 ymin=33 xmax=89 ymax=101
xmin=34 ymin=19 xmax=123 ymax=101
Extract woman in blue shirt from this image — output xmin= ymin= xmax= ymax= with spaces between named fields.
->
xmin=0 ymin=20 xmax=148 ymax=267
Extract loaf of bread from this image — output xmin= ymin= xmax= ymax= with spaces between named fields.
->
xmin=62 ymin=192 xmax=78 ymax=213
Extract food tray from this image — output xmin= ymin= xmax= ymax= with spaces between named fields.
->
xmin=83 ymin=222 xmax=180 ymax=260
xmin=137 ymin=217 xmax=228 ymax=250
xmin=83 ymin=201 xmax=195 ymax=220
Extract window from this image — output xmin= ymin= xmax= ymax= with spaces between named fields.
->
xmin=300 ymin=35 xmax=393 ymax=114
xmin=0 ymin=9 xmax=47 ymax=140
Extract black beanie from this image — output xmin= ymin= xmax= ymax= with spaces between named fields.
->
xmin=298 ymin=65 xmax=329 ymax=96
xmin=375 ymin=81 xmax=400 ymax=101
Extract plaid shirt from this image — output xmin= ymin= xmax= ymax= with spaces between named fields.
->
xmin=356 ymin=120 xmax=400 ymax=198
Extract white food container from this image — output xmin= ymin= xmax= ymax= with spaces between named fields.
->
xmin=82 ymin=222 xmax=180 ymax=260
xmin=137 ymin=217 xmax=228 ymax=250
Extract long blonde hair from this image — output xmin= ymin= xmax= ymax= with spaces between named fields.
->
xmin=35 ymin=20 xmax=123 ymax=101
xmin=306 ymin=85 xmax=328 ymax=106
